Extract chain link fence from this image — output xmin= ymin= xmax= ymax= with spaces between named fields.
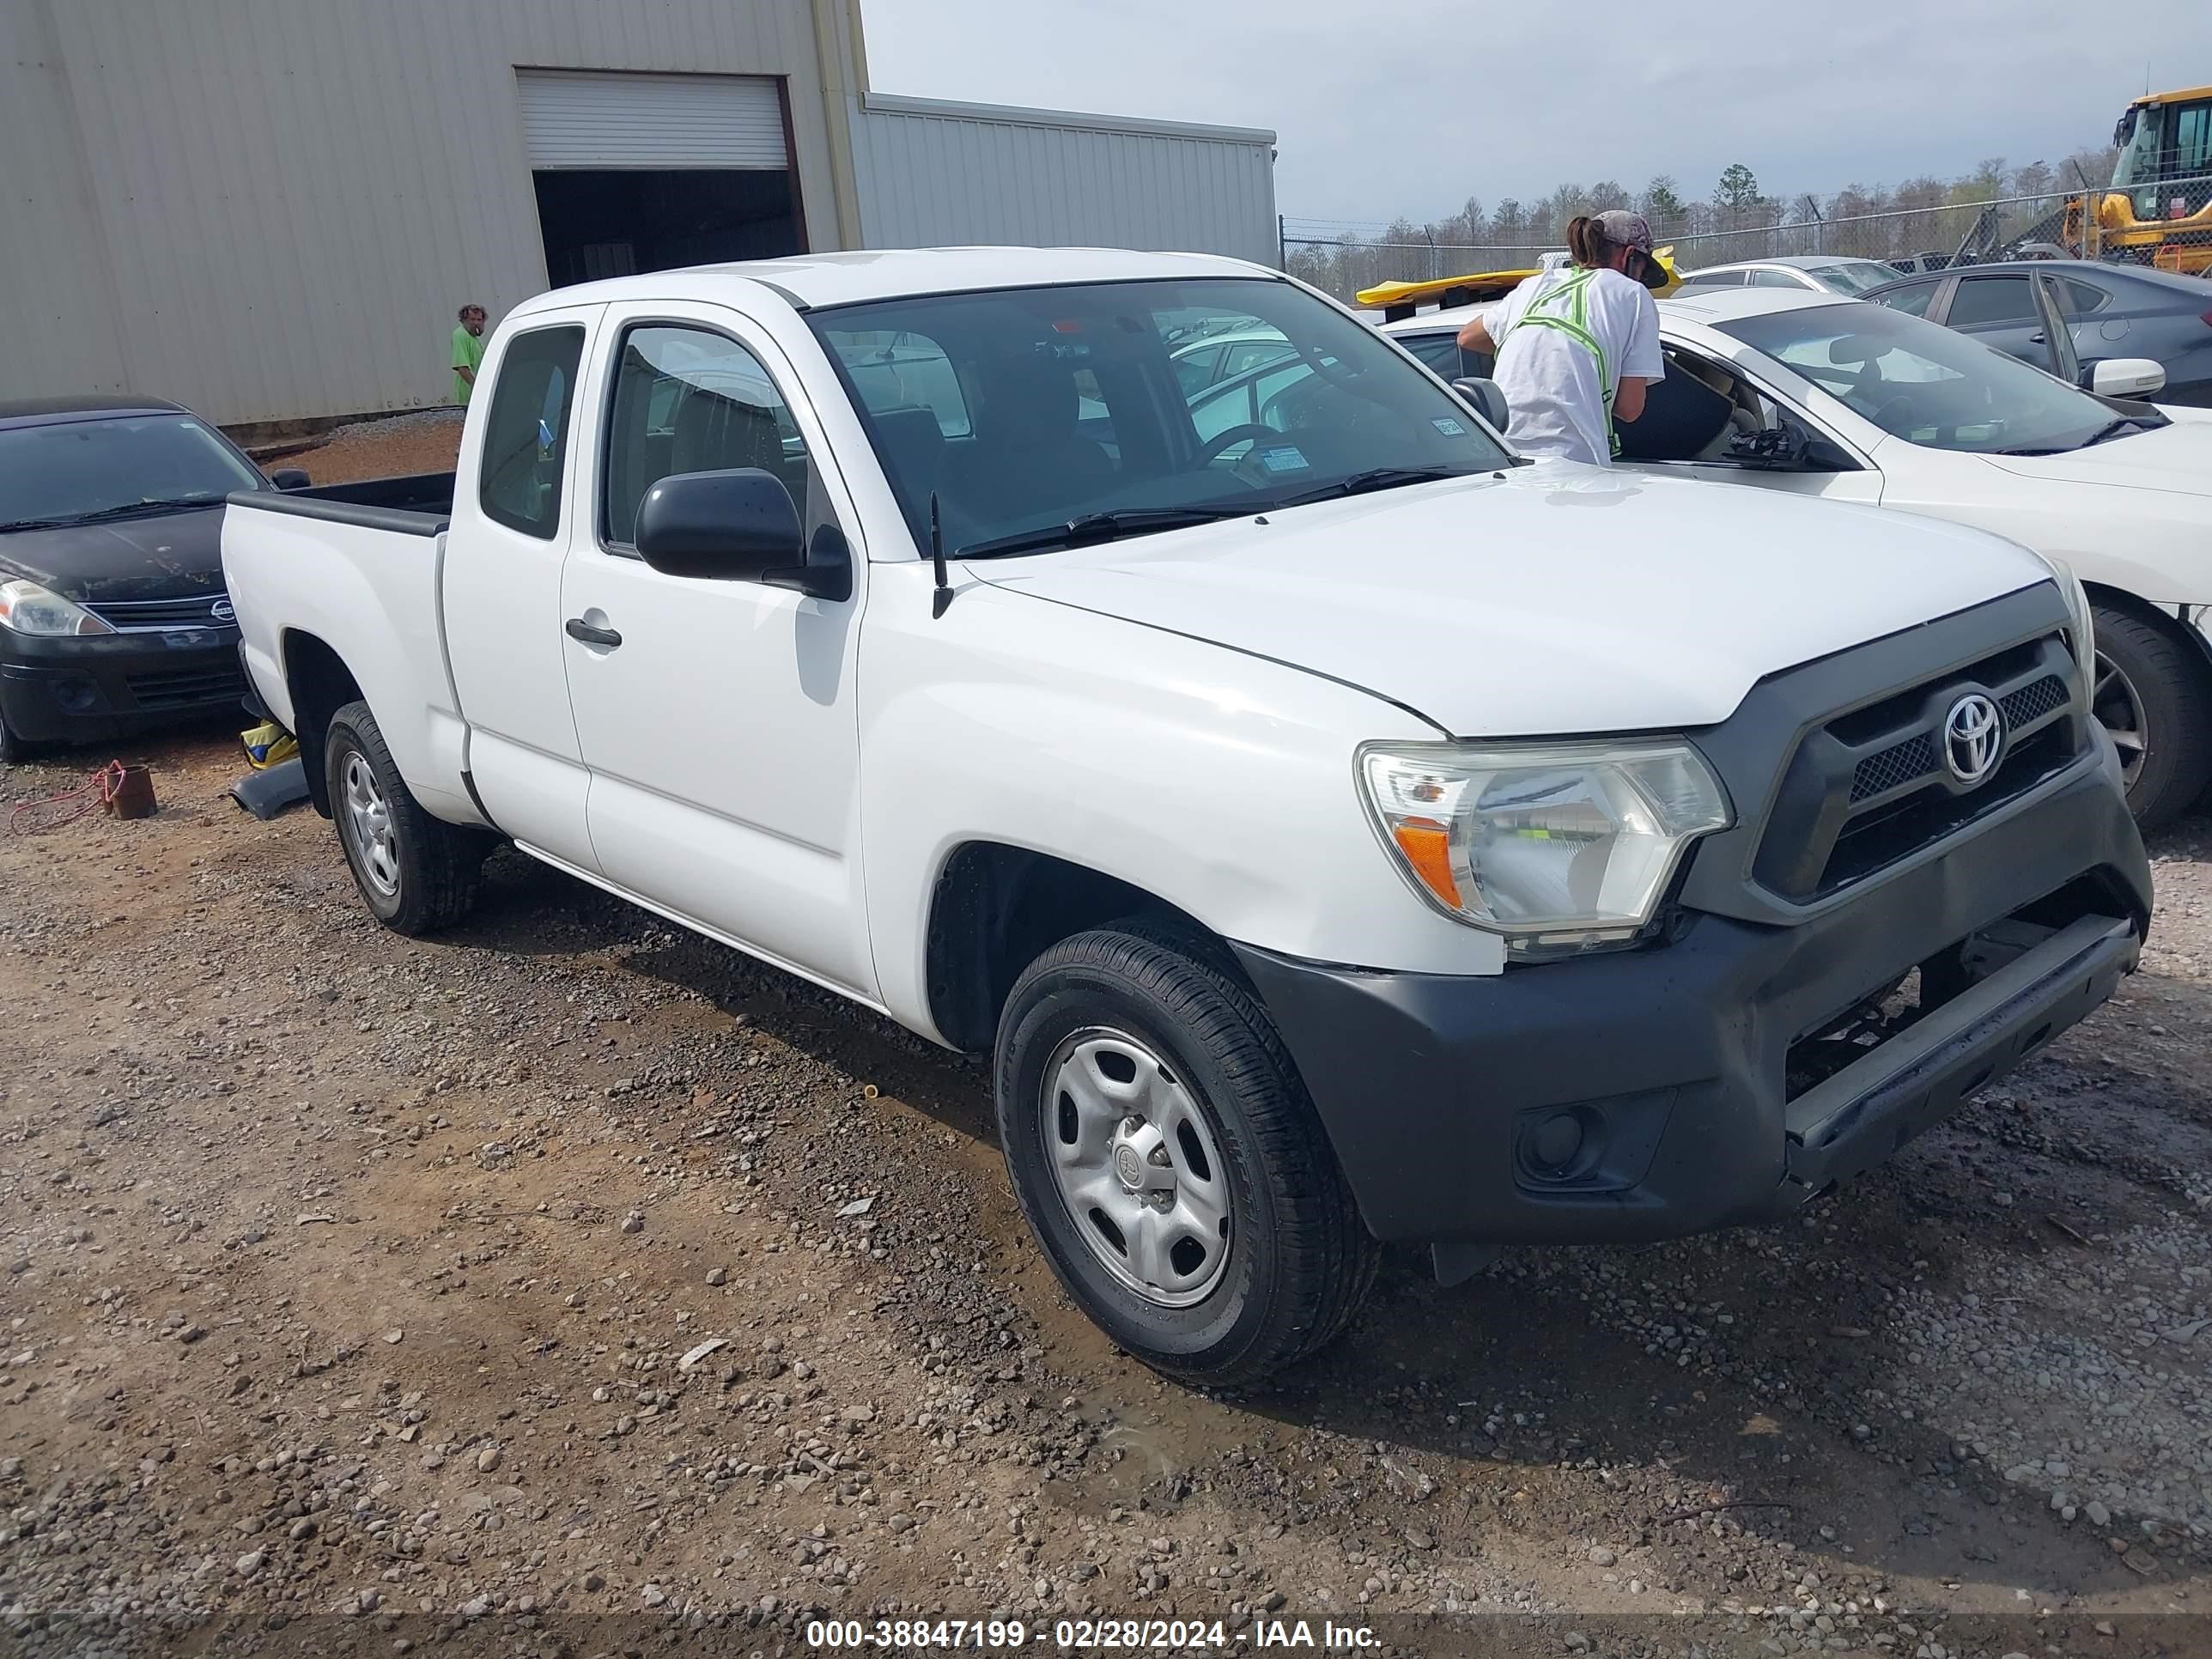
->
xmin=1284 ymin=175 xmax=2212 ymax=305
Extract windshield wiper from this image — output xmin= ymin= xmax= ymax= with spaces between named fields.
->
xmin=955 ymin=504 xmax=1257 ymax=561
xmin=2081 ymin=414 xmax=2160 ymax=447
xmin=1267 ymin=465 xmax=1475 ymax=508
xmin=2000 ymin=415 xmax=2160 ymax=457
xmin=1 ymin=498 xmax=218 ymax=532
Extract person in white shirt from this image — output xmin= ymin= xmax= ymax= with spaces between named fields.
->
xmin=1455 ymin=210 xmax=1668 ymax=466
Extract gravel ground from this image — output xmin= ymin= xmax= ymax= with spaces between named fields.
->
xmin=280 ymin=410 xmax=465 ymax=486
xmin=1 ymin=731 xmax=2207 ymax=1658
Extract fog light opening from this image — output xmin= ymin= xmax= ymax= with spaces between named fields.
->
xmin=1528 ymin=1111 xmax=1584 ymax=1172
xmin=1519 ymin=1104 xmax=1607 ymax=1185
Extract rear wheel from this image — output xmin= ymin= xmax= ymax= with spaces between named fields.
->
xmin=325 ymin=700 xmax=485 ymax=933
xmin=2090 ymin=605 xmax=2212 ymax=831
xmin=994 ymin=925 xmax=1377 ymax=1388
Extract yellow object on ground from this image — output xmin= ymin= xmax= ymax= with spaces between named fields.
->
xmin=240 ymin=722 xmax=298 ymax=769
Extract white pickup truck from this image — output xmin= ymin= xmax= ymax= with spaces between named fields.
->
xmin=224 ymin=247 xmax=2151 ymax=1386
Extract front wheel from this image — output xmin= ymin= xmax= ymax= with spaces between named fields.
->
xmin=994 ymin=925 xmax=1378 ymax=1388
xmin=0 ymin=707 xmax=39 ymax=766
xmin=2090 ymin=605 xmax=2212 ymax=831
xmin=325 ymin=700 xmax=486 ymax=934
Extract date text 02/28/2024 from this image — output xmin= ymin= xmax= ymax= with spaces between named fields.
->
xmin=805 ymin=1619 xmax=1381 ymax=1650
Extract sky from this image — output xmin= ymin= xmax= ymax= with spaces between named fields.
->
xmin=861 ymin=0 xmax=2212 ymax=228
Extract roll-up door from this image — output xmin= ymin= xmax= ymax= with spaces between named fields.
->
xmin=516 ymin=70 xmax=788 ymax=170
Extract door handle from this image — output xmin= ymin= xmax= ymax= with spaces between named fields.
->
xmin=564 ymin=617 xmax=622 ymax=648
xmin=2027 ymin=331 xmax=2046 ymax=344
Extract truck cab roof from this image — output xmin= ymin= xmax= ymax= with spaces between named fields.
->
xmin=507 ymin=246 xmax=1273 ymax=317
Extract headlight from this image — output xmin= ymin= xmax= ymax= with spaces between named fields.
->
xmin=2043 ymin=556 xmax=2095 ymax=673
xmin=0 ymin=580 xmax=114 ymax=637
xmin=1359 ymin=739 xmax=1732 ymax=959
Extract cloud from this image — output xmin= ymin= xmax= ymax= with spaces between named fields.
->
xmin=860 ymin=0 xmax=2212 ymax=222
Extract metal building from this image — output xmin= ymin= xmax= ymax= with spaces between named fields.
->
xmin=0 ymin=0 xmax=1279 ymax=427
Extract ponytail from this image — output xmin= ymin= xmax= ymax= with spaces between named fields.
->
xmin=1565 ymin=216 xmax=1609 ymax=269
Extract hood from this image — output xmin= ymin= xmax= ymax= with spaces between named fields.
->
xmin=0 ymin=502 xmax=228 ymax=601
xmin=973 ymin=465 xmax=2051 ymax=736
xmin=1981 ymin=416 xmax=2212 ymax=497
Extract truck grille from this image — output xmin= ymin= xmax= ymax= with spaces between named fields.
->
xmin=1754 ymin=633 xmax=2086 ymax=903
xmin=85 ymin=592 xmax=234 ymax=631
xmin=125 ymin=665 xmax=246 ymax=710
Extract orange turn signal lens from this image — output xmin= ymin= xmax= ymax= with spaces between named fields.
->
xmin=1390 ymin=818 xmax=1460 ymax=909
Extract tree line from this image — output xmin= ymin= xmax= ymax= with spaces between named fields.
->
xmin=1287 ymin=147 xmax=2122 ymax=298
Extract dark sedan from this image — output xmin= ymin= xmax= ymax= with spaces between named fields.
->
xmin=0 ymin=395 xmax=305 ymax=761
xmin=1862 ymin=262 xmax=2212 ymax=404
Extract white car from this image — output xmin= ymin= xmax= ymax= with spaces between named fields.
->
xmin=1382 ymin=288 xmax=2212 ymax=827
xmin=222 ymin=247 xmax=2148 ymax=1385
xmin=1674 ymin=255 xmax=1911 ymax=298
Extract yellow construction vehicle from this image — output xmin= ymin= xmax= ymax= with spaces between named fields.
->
xmin=2063 ymin=85 xmax=2212 ymax=276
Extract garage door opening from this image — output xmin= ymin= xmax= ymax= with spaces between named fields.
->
xmin=516 ymin=69 xmax=805 ymax=286
xmin=533 ymin=169 xmax=800 ymax=286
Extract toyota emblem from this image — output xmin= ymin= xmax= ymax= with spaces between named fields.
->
xmin=210 ymin=598 xmax=236 ymax=623
xmin=1942 ymin=692 xmax=2003 ymax=786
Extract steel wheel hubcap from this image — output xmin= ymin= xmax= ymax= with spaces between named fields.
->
xmin=341 ymin=751 xmax=401 ymax=898
xmin=1042 ymin=1029 xmax=1233 ymax=1309
xmin=2092 ymin=649 xmax=2149 ymax=791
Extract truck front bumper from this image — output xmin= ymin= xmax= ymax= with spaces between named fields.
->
xmin=1233 ymin=750 xmax=2150 ymax=1250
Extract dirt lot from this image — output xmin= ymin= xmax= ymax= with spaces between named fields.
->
xmin=273 ymin=410 xmax=466 ymax=488
xmin=1 ymin=729 xmax=2207 ymax=1658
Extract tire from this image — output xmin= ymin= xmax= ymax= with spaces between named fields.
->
xmin=994 ymin=924 xmax=1379 ymax=1389
xmin=2090 ymin=605 xmax=2212 ymax=832
xmin=324 ymin=699 xmax=484 ymax=934
xmin=0 ymin=708 xmax=38 ymax=766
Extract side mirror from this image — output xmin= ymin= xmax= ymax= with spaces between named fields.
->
xmin=634 ymin=467 xmax=848 ymax=599
xmin=269 ymin=467 xmax=313 ymax=491
xmin=2086 ymin=357 xmax=2166 ymax=398
xmin=1449 ymin=376 xmax=1510 ymax=433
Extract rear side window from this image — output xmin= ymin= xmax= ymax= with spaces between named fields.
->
xmin=2059 ymin=278 xmax=2111 ymax=316
xmin=1748 ymin=269 xmax=1803 ymax=289
xmin=478 ymin=325 xmax=585 ymax=538
xmin=1869 ymin=281 xmax=1939 ymax=318
xmin=1948 ymin=276 xmax=2036 ymax=327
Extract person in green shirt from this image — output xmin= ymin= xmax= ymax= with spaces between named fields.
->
xmin=451 ymin=303 xmax=487 ymax=404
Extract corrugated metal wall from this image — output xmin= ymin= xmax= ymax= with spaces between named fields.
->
xmin=0 ymin=0 xmax=131 ymax=401
xmin=850 ymin=94 xmax=1279 ymax=268
xmin=0 ymin=0 xmax=1282 ymax=427
xmin=1 ymin=0 xmax=842 ymax=427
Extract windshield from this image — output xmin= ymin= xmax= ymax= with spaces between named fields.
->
xmin=1808 ymin=261 xmax=1903 ymax=296
xmin=1719 ymin=301 xmax=2124 ymax=455
xmin=0 ymin=415 xmax=264 ymax=529
xmin=809 ymin=276 xmax=1508 ymax=555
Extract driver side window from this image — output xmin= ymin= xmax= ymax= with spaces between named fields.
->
xmin=602 ymin=324 xmax=811 ymax=551
xmin=1614 ymin=346 xmax=1786 ymax=465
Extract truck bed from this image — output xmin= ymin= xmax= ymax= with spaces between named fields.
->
xmin=222 ymin=473 xmax=477 ymax=825
xmin=227 ymin=471 xmax=455 ymax=536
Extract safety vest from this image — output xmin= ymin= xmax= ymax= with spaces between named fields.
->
xmin=1494 ymin=268 xmax=1620 ymax=458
